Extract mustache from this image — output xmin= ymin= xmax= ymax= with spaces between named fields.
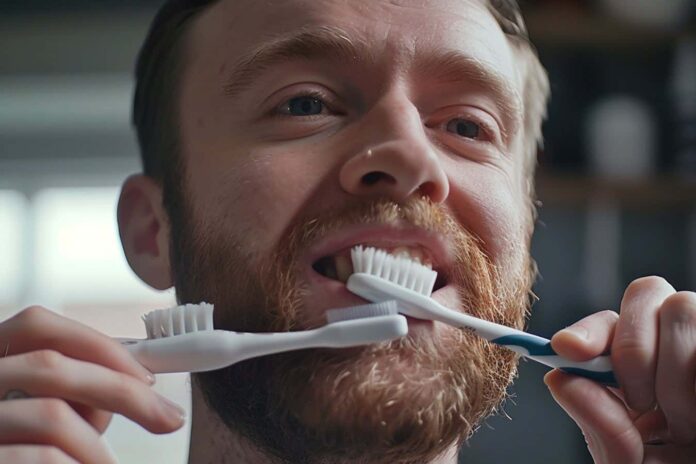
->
xmin=272 ymin=196 xmax=470 ymax=267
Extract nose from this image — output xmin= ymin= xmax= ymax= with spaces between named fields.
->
xmin=338 ymin=92 xmax=449 ymax=203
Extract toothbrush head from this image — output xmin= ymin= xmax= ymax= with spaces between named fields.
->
xmin=351 ymin=246 xmax=438 ymax=297
xmin=325 ymin=300 xmax=399 ymax=323
xmin=142 ymin=303 xmax=214 ymax=339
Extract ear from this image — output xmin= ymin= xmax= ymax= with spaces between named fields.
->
xmin=117 ymin=174 xmax=173 ymax=290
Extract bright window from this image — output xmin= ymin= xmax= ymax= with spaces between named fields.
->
xmin=32 ymin=187 xmax=171 ymax=306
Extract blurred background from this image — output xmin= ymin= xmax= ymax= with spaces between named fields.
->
xmin=1 ymin=0 xmax=695 ymax=462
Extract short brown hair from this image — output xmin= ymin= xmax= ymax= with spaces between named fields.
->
xmin=132 ymin=0 xmax=548 ymax=190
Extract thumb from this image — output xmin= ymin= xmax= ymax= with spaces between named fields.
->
xmin=551 ymin=310 xmax=618 ymax=362
xmin=545 ymin=369 xmax=643 ymax=464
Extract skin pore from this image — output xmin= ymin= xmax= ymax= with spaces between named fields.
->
xmin=168 ymin=0 xmax=535 ymax=462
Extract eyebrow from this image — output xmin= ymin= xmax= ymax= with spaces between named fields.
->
xmin=414 ymin=51 xmax=523 ymax=138
xmin=223 ymin=27 xmax=523 ymax=138
xmin=223 ymin=26 xmax=371 ymax=99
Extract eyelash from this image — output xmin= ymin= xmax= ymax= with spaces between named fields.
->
xmin=272 ymin=91 xmax=500 ymax=144
xmin=443 ymin=115 xmax=497 ymax=143
xmin=274 ymin=90 xmax=335 ymax=118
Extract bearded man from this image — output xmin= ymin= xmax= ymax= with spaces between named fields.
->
xmin=1 ymin=1 xmax=695 ymax=463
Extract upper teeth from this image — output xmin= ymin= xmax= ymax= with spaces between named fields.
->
xmin=334 ymin=255 xmax=352 ymax=282
xmin=389 ymin=246 xmax=433 ymax=268
xmin=318 ymin=245 xmax=434 ymax=284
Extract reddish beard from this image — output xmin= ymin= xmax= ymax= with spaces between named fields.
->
xmin=170 ymin=196 xmax=534 ymax=464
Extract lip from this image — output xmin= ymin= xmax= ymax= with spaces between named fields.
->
xmin=298 ymin=224 xmax=460 ymax=332
xmin=303 ymin=223 xmax=454 ymax=277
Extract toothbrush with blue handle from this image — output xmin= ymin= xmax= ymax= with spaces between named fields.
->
xmin=347 ymin=246 xmax=618 ymax=388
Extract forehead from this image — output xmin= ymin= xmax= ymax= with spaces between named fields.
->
xmin=186 ymin=0 xmax=517 ymax=84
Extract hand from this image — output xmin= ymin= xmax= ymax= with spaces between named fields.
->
xmin=0 ymin=306 xmax=185 ymax=463
xmin=545 ymin=277 xmax=696 ymax=464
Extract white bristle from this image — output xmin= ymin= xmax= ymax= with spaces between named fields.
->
xmin=325 ymin=301 xmax=399 ymax=324
xmin=142 ymin=303 xmax=215 ymax=339
xmin=351 ymin=246 xmax=438 ymax=296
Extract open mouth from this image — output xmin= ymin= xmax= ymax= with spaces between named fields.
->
xmin=311 ymin=245 xmax=449 ymax=292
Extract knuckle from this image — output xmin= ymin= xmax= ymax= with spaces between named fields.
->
xmin=611 ymin=335 xmax=652 ymax=364
xmin=596 ymin=309 xmax=619 ymax=325
xmin=37 ymin=398 xmax=74 ymax=425
xmin=36 ymin=398 xmax=75 ymax=426
xmin=110 ymin=373 xmax=139 ymax=403
xmin=623 ymin=276 xmax=670 ymax=301
xmin=25 ymin=349 xmax=65 ymax=370
xmin=14 ymin=305 xmax=50 ymax=326
xmin=660 ymin=292 xmax=696 ymax=325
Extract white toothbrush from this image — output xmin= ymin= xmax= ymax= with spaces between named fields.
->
xmin=118 ymin=301 xmax=407 ymax=374
xmin=347 ymin=246 xmax=618 ymax=387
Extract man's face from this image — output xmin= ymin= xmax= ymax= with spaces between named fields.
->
xmin=172 ymin=0 xmax=532 ymax=461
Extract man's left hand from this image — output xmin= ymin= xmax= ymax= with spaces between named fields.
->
xmin=546 ymin=276 xmax=696 ymax=464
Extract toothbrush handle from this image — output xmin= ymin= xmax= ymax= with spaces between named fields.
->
xmin=431 ymin=306 xmax=618 ymax=388
xmin=116 ymin=333 xmax=241 ymax=373
xmin=491 ymin=334 xmax=618 ymax=388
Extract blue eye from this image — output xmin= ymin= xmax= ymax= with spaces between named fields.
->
xmin=284 ymin=96 xmax=325 ymax=116
xmin=446 ymin=118 xmax=481 ymax=139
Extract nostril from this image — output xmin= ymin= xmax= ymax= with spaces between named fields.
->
xmin=418 ymin=181 xmax=437 ymax=198
xmin=361 ymin=171 xmax=396 ymax=186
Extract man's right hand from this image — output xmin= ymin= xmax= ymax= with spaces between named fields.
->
xmin=0 ymin=306 xmax=186 ymax=463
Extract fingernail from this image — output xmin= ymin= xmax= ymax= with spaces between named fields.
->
xmin=136 ymin=365 xmax=156 ymax=385
xmin=160 ymin=396 xmax=186 ymax=424
xmin=543 ymin=371 xmax=552 ymax=386
xmin=561 ymin=325 xmax=589 ymax=341
xmin=646 ymin=430 xmax=667 ymax=445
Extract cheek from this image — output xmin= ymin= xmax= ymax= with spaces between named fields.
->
xmin=447 ymin=162 xmax=528 ymax=264
xmin=187 ymin=146 xmax=330 ymax=254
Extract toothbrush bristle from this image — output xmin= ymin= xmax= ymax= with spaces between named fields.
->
xmin=351 ymin=246 xmax=438 ymax=297
xmin=142 ymin=303 xmax=214 ymax=338
xmin=325 ymin=301 xmax=399 ymax=324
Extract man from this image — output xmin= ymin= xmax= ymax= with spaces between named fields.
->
xmin=0 ymin=0 xmax=694 ymax=463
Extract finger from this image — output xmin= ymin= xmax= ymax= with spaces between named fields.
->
xmin=0 ymin=398 xmax=116 ymax=464
xmin=631 ymin=408 xmax=669 ymax=443
xmin=0 ymin=350 xmax=185 ymax=434
xmin=545 ymin=369 xmax=644 ymax=464
xmin=0 ymin=445 xmax=79 ymax=464
xmin=0 ymin=306 xmax=154 ymax=384
xmin=613 ymin=276 xmax=676 ymax=412
xmin=68 ymin=401 xmax=113 ymax=434
xmin=656 ymin=291 xmax=696 ymax=444
xmin=552 ymin=310 xmax=619 ymax=361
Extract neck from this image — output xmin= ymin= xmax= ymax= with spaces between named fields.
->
xmin=187 ymin=381 xmax=460 ymax=464
xmin=188 ymin=380 xmax=271 ymax=464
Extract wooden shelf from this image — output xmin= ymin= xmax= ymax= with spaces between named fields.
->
xmin=535 ymin=173 xmax=696 ymax=209
xmin=524 ymin=8 xmax=695 ymax=49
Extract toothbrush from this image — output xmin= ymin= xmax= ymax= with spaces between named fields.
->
xmin=118 ymin=301 xmax=407 ymax=374
xmin=347 ymin=246 xmax=618 ymax=388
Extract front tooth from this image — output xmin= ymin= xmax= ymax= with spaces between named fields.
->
xmin=391 ymin=246 xmax=423 ymax=263
xmin=392 ymin=246 xmax=412 ymax=259
xmin=391 ymin=247 xmax=411 ymax=256
xmin=335 ymin=255 xmax=353 ymax=283
xmin=409 ymin=248 xmax=425 ymax=263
